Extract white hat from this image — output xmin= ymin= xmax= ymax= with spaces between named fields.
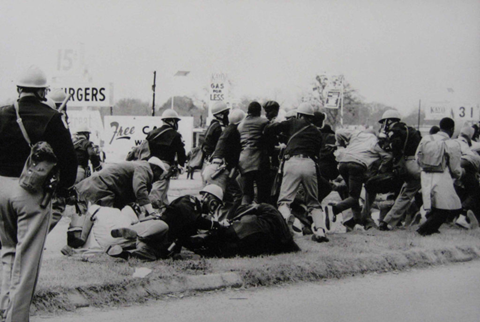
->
xmin=148 ymin=157 xmax=166 ymax=173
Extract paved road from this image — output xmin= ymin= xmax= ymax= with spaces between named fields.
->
xmin=32 ymin=261 xmax=480 ymax=322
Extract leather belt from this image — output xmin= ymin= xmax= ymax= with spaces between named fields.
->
xmin=285 ymin=154 xmax=311 ymax=160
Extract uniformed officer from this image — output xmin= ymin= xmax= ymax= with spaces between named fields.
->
xmin=202 ymin=101 xmax=230 ymax=161
xmin=107 ymin=184 xmax=225 ymax=261
xmin=75 ymin=157 xmax=166 ymax=214
xmin=47 ymin=89 xmax=73 ymax=232
xmin=206 ymin=109 xmax=245 ymax=220
xmin=265 ymin=102 xmax=328 ymax=243
xmin=0 ymin=65 xmax=77 ymax=322
xmin=146 ymin=109 xmax=186 ymax=210
xmin=377 ymin=110 xmax=423 ymax=231
xmin=72 ymin=125 xmax=102 ymax=183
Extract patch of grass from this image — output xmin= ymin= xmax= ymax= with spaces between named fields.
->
xmin=15 ymin=225 xmax=480 ymax=312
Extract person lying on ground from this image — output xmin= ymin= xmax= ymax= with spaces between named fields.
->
xmin=106 ymin=184 xmax=226 ymax=261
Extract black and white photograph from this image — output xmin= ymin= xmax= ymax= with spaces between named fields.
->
xmin=0 ymin=0 xmax=479 ymax=321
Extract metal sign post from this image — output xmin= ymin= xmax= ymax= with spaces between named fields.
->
xmin=152 ymin=71 xmax=156 ymax=117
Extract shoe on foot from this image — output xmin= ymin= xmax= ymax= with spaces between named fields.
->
xmin=130 ymin=249 xmax=157 ymax=261
xmin=61 ymin=245 xmax=74 ymax=256
xmin=292 ymin=218 xmax=304 ymax=236
xmin=455 ymin=214 xmax=470 ymax=230
xmin=311 ymin=227 xmax=329 ymax=243
xmin=343 ymin=218 xmax=356 ymax=232
xmin=354 ymin=224 xmax=365 ymax=232
xmin=111 ymin=228 xmax=138 ymax=239
xmin=311 ymin=234 xmax=329 ymax=243
xmin=363 ymin=219 xmax=377 ymax=231
xmin=417 ymin=228 xmax=440 ymax=236
xmin=379 ymin=221 xmax=391 ymax=231
xmin=106 ymin=245 xmax=130 ymax=260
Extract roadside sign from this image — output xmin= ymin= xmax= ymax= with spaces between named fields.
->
xmin=50 ymin=83 xmax=113 ymax=107
xmin=425 ymin=101 xmax=479 ymax=121
xmin=103 ymin=116 xmax=194 ymax=163
xmin=425 ymin=101 xmax=452 ymax=120
xmin=209 ymin=73 xmax=229 ymax=102
xmin=317 ymin=74 xmax=344 ymax=109
xmin=452 ymin=105 xmax=479 ymax=121
xmin=324 ymin=90 xmax=342 ymax=109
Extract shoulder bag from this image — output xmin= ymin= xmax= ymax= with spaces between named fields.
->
xmin=14 ymin=102 xmax=59 ymax=196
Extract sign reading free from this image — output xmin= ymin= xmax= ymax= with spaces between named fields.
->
xmin=103 ymin=116 xmax=194 ymax=163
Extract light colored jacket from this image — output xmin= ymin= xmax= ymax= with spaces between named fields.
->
xmin=416 ymin=131 xmax=463 ymax=210
xmin=335 ymin=129 xmax=392 ymax=169
xmin=456 ymin=136 xmax=480 ymax=171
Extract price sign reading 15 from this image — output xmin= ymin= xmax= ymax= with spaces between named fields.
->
xmin=57 ymin=49 xmax=77 ymax=71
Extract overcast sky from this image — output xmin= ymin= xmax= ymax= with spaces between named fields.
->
xmin=1 ymin=0 xmax=479 ymax=115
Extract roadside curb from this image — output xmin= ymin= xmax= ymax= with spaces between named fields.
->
xmin=33 ymin=272 xmax=243 ymax=313
xmin=32 ymin=241 xmax=480 ymax=314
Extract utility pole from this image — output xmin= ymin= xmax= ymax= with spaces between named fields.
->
xmin=152 ymin=71 xmax=156 ymax=116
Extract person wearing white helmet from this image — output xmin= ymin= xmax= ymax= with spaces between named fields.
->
xmin=285 ymin=109 xmax=297 ymax=120
xmin=72 ymin=125 xmax=102 ymax=183
xmin=331 ymin=125 xmax=392 ymax=231
xmin=74 ymin=157 xmax=165 ymax=216
xmin=47 ymin=89 xmax=76 ymax=232
xmin=107 ymin=184 xmax=225 ymax=260
xmin=376 ymin=111 xmax=423 ymax=231
xmin=0 ymin=65 xmax=77 ymax=321
xmin=264 ymin=102 xmax=329 ymax=243
xmin=203 ymin=108 xmax=245 ymax=219
xmin=145 ymin=109 xmax=186 ymax=210
xmin=202 ymin=101 xmax=230 ymax=162
xmin=378 ymin=109 xmax=402 ymax=138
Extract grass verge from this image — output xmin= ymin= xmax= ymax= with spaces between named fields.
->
xmin=28 ymin=224 xmax=480 ymax=313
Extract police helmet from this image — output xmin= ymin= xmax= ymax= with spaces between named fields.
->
xmin=17 ymin=65 xmax=49 ymax=88
xmin=297 ymin=102 xmax=315 ymax=117
xmin=75 ymin=125 xmax=91 ymax=134
xmin=228 ymin=109 xmax=246 ymax=125
xmin=211 ymin=101 xmax=229 ymax=116
xmin=200 ymin=184 xmax=224 ymax=201
xmin=161 ymin=109 xmax=181 ymax=120
xmin=379 ymin=110 xmax=401 ymax=123
xmin=49 ymin=88 xmax=68 ymax=103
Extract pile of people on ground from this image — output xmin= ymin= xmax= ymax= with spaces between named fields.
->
xmin=60 ymin=100 xmax=480 ymax=262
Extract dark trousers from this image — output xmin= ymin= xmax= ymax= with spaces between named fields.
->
xmin=333 ymin=162 xmax=367 ymax=221
xmin=417 ymin=207 xmax=461 ymax=235
xmin=456 ymin=160 xmax=480 ymax=221
xmin=240 ymin=170 xmax=270 ymax=205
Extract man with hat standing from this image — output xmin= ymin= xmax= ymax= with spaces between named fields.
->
xmin=264 ymin=103 xmax=328 ymax=243
xmin=146 ymin=109 xmax=186 ymax=210
xmin=202 ymin=101 xmax=230 ymax=162
xmin=0 ymin=65 xmax=78 ymax=321
xmin=72 ymin=125 xmax=102 ymax=183
xmin=377 ymin=110 xmax=422 ymax=231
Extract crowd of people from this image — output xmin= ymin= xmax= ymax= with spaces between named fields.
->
xmin=1 ymin=65 xmax=479 ymax=321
